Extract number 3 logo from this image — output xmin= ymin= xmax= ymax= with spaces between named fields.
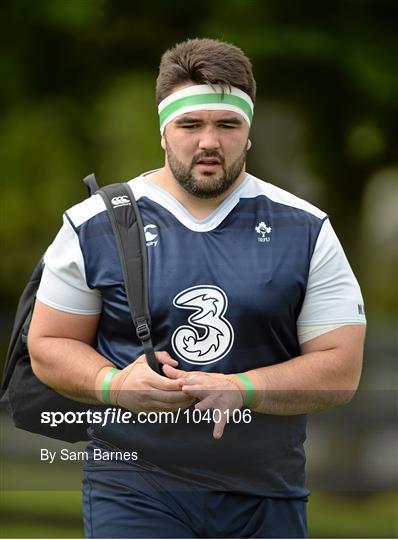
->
xmin=171 ymin=285 xmax=234 ymax=365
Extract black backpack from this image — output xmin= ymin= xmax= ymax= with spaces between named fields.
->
xmin=0 ymin=174 xmax=158 ymax=442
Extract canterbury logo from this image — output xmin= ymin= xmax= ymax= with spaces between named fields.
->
xmin=171 ymin=285 xmax=234 ymax=365
xmin=111 ymin=195 xmax=131 ymax=207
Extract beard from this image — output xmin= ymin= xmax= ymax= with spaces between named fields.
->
xmin=165 ymin=139 xmax=247 ymax=199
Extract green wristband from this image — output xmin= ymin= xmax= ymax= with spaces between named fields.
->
xmin=236 ymin=373 xmax=255 ymax=408
xmin=101 ymin=368 xmax=119 ymax=404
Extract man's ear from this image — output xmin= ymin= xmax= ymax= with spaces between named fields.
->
xmin=161 ymin=134 xmax=166 ymax=150
xmin=247 ymin=139 xmax=252 ymax=150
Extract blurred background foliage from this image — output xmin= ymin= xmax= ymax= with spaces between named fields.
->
xmin=1 ymin=0 xmax=397 ymax=314
xmin=0 ymin=0 xmax=397 ymax=537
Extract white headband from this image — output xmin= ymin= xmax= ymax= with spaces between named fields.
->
xmin=158 ymin=84 xmax=254 ymax=134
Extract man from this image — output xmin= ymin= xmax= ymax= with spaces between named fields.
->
xmin=28 ymin=38 xmax=366 ymax=538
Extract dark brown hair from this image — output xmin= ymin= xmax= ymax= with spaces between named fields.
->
xmin=156 ymin=38 xmax=256 ymax=104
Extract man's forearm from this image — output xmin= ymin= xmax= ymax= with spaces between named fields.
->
xmin=29 ymin=336 xmax=114 ymax=404
xmin=231 ymin=347 xmax=362 ymax=415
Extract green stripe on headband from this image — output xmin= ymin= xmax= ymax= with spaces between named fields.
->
xmin=159 ymin=93 xmax=253 ymax=127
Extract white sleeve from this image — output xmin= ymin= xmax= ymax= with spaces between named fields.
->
xmin=36 ymin=215 xmax=102 ymax=315
xmin=297 ymin=219 xmax=366 ymax=343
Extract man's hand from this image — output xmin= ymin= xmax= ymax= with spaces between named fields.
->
xmin=163 ymin=364 xmax=244 ymax=439
xmin=98 ymin=352 xmax=194 ymax=413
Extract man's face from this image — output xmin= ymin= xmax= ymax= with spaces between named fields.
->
xmin=162 ymin=108 xmax=250 ymax=199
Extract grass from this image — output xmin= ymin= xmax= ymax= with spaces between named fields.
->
xmin=0 ymin=490 xmax=397 ymax=538
xmin=0 ymin=491 xmax=82 ymax=538
xmin=308 ymin=491 xmax=398 ymax=538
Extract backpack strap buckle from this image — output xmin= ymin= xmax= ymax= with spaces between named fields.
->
xmin=136 ymin=319 xmax=151 ymax=341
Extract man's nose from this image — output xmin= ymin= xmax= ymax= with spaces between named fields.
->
xmin=198 ymin=127 xmax=221 ymax=151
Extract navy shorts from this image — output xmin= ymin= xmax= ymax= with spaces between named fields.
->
xmin=83 ymin=457 xmax=307 ymax=538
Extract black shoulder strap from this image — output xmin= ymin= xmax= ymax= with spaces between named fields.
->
xmin=83 ymin=173 xmax=100 ymax=197
xmin=98 ymin=183 xmax=159 ymax=374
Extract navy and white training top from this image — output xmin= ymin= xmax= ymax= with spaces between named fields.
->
xmin=37 ymin=172 xmax=366 ymax=497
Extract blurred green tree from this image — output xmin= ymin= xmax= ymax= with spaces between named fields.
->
xmin=1 ymin=0 xmax=397 ymax=315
